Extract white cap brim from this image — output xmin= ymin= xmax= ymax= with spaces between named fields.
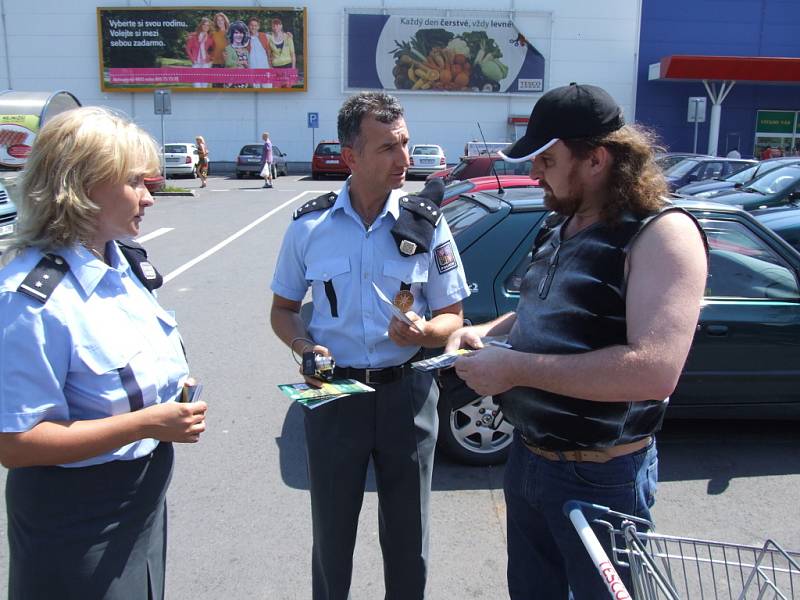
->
xmin=498 ymin=138 xmax=560 ymax=163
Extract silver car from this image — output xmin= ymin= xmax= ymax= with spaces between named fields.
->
xmin=235 ymin=144 xmax=289 ymax=179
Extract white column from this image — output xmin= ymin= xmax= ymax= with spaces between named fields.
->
xmin=702 ymin=80 xmax=736 ymax=156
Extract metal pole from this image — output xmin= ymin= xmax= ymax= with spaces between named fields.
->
xmin=160 ymin=112 xmax=166 ymax=176
xmin=692 ymin=100 xmax=699 ymax=154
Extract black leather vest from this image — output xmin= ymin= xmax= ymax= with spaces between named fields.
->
xmin=499 ymin=207 xmax=699 ymax=450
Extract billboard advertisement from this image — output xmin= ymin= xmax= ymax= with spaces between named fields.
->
xmin=97 ymin=7 xmax=307 ymax=92
xmin=346 ymin=12 xmax=546 ymax=95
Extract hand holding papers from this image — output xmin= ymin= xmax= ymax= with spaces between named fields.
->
xmin=372 ymin=282 xmax=422 ymax=333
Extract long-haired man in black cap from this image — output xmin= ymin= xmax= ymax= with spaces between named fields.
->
xmin=270 ymin=91 xmax=469 ymax=600
xmin=445 ymin=83 xmax=708 ymax=598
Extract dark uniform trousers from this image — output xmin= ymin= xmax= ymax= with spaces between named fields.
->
xmin=303 ymin=368 xmax=439 ymax=600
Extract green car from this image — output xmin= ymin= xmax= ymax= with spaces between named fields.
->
xmin=438 ymin=187 xmax=800 ymax=465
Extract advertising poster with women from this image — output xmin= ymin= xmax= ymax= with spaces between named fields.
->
xmin=97 ymin=7 xmax=306 ymax=92
xmin=346 ymin=12 xmax=548 ymax=95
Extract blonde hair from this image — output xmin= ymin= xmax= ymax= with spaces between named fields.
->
xmin=262 ymin=131 xmax=269 ymax=140
xmin=196 ymin=135 xmax=205 ymax=144
xmin=195 ymin=17 xmax=211 ymax=34
xmin=213 ymin=12 xmax=229 ymax=32
xmin=11 ymin=106 xmax=159 ymax=254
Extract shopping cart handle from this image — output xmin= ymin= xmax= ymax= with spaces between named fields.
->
xmin=563 ymin=500 xmax=613 ymax=521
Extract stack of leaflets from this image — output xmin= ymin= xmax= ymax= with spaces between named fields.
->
xmin=277 ymin=379 xmax=375 ymax=409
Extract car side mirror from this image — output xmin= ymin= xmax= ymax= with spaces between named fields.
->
xmin=686 ymin=174 xmax=699 ymax=183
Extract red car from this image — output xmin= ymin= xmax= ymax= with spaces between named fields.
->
xmin=427 ymin=153 xmax=532 ymax=183
xmin=441 ymin=175 xmax=540 ymax=206
xmin=311 ymin=140 xmax=351 ymax=180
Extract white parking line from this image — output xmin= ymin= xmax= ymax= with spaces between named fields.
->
xmin=136 ymin=227 xmax=174 ymax=243
xmin=163 ymin=191 xmax=326 ymax=284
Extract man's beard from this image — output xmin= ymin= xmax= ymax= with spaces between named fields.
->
xmin=543 ymin=185 xmax=583 ymax=216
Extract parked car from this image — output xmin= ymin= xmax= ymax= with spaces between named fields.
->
xmin=437 ymin=188 xmax=800 ymax=465
xmin=0 ymin=179 xmax=17 ymax=244
xmin=144 ymin=175 xmax=165 ymax=194
xmin=163 ymin=142 xmax=200 ymax=178
xmin=664 ymin=157 xmax=756 ymax=192
xmin=655 ymin=152 xmax=710 ymax=171
xmin=441 ymin=175 xmax=540 ymax=207
xmin=407 ymin=144 xmax=446 ymax=178
xmin=311 ymin=140 xmax=350 ymax=180
xmin=677 ymin=157 xmax=800 ymax=197
xmin=427 ymin=153 xmax=533 ymax=183
xmin=235 ymin=143 xmax=289 ymax=179
xmin=700 ymin=163 xmax=800 ymax=211
xmin=754 ymin=203 xmax=800 ymax=252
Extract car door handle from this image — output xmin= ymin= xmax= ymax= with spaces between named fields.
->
xmin=703 ymin=325 xmax=729 ymax=336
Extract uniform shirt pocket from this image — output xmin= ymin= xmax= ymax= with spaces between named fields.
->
xmin=383 ymin=257 xmax=429 ymax=286
xmin=69 ymin=343 xmax=144 ymax=419
xmin=305 ymin=257 xmax=351 ymax=318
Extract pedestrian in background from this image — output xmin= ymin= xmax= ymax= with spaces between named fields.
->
xmin=196 ymin=135 xmax=209 ymax=187
xmin=0 ymin=106 xmax=208 ymax=600
xmin=260 ymin=131 xmax=273 ymax=188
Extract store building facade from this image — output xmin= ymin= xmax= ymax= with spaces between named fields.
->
xmin=0 ymin=0 xmax=796 ymax=168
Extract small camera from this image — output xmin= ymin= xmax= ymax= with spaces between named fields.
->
xmin=302 ymin=351 xmax=335 ymax=381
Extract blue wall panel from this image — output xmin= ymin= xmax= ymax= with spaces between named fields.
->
xmin=636 ymin=0 xmax=800 ymax=157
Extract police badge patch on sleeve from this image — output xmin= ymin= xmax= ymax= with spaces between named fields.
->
xmin=434 ymin=241 xmax=458 ymax=274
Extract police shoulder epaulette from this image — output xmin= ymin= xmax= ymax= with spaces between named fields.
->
xmin=117 ymin=239 xmax=163 ymax=293
xmin=293 ymin=192 xmax=337 ymax=220
xmin=17 ymin=254 xmax=70 ymax=304
xmin=399 ymin=194 xmax=442 ymax=226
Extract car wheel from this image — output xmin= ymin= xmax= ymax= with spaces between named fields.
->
xmin=437 ymin=394 xmax=514 ymax=465
xmin=271 ymin=164 xmax=278 ymax=179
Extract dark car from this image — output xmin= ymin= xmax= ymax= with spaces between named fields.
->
xmin=437 ymin=187 xmax=800 ymax=465
xmin=655 ymin=152 xmax=711 ymax=171
xmin=677 ymin=157 xmax=800 ymax=197
xmin=754 ymin=203 xmax=800 ymax=253
xmin=701 ymin=163 xmax=800 ymax=211
xmin=664 ymin=157 xmax=756 ymax=192
xmin=427 ymin=153 xmax=532 ymax=183
xmin=311 ymin=141 xmax=350 ymax=179
xmin=235 ymin=144 xmax=289 ymax=179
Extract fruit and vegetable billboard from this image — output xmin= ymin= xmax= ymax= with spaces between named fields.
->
xmin=346 ymin=12 xmax=546 ymax=95
xmin=97 ymin=7 xmax=306 ymax=92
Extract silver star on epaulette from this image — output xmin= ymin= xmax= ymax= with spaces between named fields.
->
xmin=35 ymin=281 xmax=43 ymax=288
xmin=42 ymin=274 xmax=50 ymax=280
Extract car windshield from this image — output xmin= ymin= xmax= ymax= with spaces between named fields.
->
xmin=665 ymin=159 xmax=701 ymax=177
xmin=413 ymin=146 xmax=440 ymax=156
xmin=726 ymin=164 xmax=758 ymax=183
xmin=441 ymin=196 xmax=492 ymax=237
xmin=240 ymin=145 xmax=262 ymax=156
xmin=746 ymin=165 xmax=800 ymax=195
xmin=316 ymin=143 xmax=341 ymax=156
xmin=164 ymin=145 xmax=188 ymax=153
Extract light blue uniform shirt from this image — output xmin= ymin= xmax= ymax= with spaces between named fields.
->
xmin=271 ymin=182 xmax=470 ymax=368
xmin=0 ymin=243 xmax=189 ymax=467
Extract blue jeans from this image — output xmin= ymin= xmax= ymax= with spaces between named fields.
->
xmin=504 ymin=432 xmax=658 ymax=600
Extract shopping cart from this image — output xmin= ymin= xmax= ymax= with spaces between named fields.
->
xmin=565 ymin=500 xmax=800 ymax=599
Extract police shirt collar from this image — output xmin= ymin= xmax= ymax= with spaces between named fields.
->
xmin=335 ymin=180 xmax=402 ymax=224
xmin=60 ymin=242 xmax=130 ymax=296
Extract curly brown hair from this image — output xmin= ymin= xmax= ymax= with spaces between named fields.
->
xmin=562 ymin=124 xmax=668 ymax=224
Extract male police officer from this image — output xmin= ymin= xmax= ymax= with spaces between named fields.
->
xmin=270 ymin=92 xmax=469 ymax=600
xmin=445 ymin=83 xmax=708 ymax=598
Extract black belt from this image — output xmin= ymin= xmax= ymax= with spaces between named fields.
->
xmin=333 ymin=351 xmax=423 ymax=386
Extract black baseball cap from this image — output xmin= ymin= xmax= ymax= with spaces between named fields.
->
xmin=499 ymin=83 xmax=625 ymax=163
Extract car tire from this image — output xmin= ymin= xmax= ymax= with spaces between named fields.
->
xmin=235 ymin=172 xmax=243 ymax=179
xmin=271 ymin=164 xmax=278 ymax=179
xmin=436 ymin=393 xmax=513 ymax=466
